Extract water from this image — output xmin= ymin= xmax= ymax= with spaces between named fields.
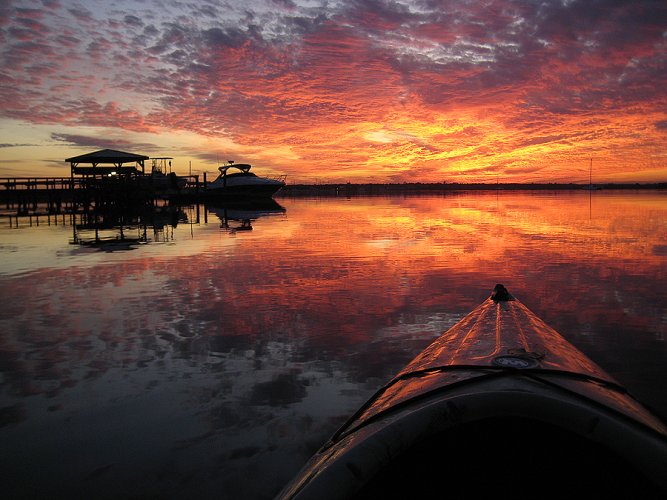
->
xmin=1 ymin=191 xmax=666 ymax=498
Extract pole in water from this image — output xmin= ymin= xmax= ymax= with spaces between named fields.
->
xmin=589 ymin=157 xmax=592 ymax=187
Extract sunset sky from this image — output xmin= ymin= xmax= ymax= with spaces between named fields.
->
xmin=1 ymin=0 xmax=666 ymax=183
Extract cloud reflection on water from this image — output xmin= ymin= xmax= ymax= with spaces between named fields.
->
xmin=0 ymin=192 xmax=666 ymax=498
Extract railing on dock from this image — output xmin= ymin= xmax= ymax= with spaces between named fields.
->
xmin=0 ymin=175 xmax=203 ymax=210
xmin=0 ymin=177 xmax=77 ymax=215
xmin=1 ymin=177 xmax=81 ymax=191
xmin=0 ymin=176 xmax=201 ymax=194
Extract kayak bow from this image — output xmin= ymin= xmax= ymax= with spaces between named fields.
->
xmin=278 ymin=285 xmax=667 ymax=499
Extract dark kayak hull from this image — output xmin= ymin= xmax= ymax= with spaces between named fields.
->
xmin=278 ymin=286 xmax=667 ymax=499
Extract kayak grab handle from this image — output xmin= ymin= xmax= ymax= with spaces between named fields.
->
xmin=491 ymin=284 xmax=514 ymax=302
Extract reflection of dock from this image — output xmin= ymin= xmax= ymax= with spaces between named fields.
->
xmin=0 ymin=209 xmax=75 ymax=229
xmin=70 ymin=204 xmax=198 ymax=249
xmin=1 ymin=200 xmax=202 ymax=250
xmin=1 ymin=198 xmax=287 ymax=244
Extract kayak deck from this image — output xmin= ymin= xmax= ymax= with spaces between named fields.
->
xmin=278 ymin=285 xmax=667 ymax=499
xmin=401 ymin=291 xmax=607 ymax=375
xmin=333 ymin=287 xmax=666 ymax=441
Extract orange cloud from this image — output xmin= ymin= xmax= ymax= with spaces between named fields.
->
xmin=0 ymin=0 xmax=665 ymax=182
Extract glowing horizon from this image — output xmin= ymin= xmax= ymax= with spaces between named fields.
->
xmin=0 ymin=0 xmax=666 ymax=183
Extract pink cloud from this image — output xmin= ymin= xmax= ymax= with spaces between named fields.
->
xmin=0 ymin=0 xmax=666 ymax=181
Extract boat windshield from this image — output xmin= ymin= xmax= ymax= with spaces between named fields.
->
xmin=218 ymin=163 xmax=252 ymax=175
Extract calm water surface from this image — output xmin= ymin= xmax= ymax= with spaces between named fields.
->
xmin=1 ymin=192 xmax=666 ymax=498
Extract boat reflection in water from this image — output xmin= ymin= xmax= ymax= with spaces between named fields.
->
xmin=207 ymin=199 xmax=286 ymax=234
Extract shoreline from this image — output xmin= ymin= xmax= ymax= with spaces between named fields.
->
xmin=277 ymin=182 xmax=667 ymax=197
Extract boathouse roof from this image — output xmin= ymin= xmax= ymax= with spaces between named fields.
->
xmin=66 ymin=149 xmax=150 ymax=165
xmin=66 ymin=149 xmax=150 ymax=176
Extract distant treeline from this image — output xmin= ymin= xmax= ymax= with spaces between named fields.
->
xmin=279 ymin=182 xmax=667 ymax=197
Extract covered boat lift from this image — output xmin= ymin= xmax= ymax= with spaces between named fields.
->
xmin=65 ymin=149 xmax=153 ymax=208
xmin=66 ymin=149 xmax=150 ymax=179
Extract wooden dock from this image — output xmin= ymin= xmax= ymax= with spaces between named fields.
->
xmin=0 ymin=175 xmax=203 ymax=215
xmin=1 ymin=177 xmax=77 ymax=215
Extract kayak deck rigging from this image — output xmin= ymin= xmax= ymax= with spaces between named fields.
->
xmin=329 ymin=364 xmax=633 ymax=445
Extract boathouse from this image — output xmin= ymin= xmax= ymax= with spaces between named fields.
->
xmin=66 ymin=149 xmax=150 ymax=178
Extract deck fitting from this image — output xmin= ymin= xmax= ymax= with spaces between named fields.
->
xmin=491 ymin=284 xmax=513 ymax=302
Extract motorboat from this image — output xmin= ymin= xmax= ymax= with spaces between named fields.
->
xmin=206 ymin=161 xmax=285 ymax=198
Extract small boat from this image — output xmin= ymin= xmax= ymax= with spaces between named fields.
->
xmin=206 ymin=161 xmax=285 ymax=198
xmin=278 ymin=285 xmax=667 ymax=499
xmin=148 ymin=157 xmax=188 ymax=190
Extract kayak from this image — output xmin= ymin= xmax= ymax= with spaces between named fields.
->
xmin=278 ymin=285 xmax=667 ymax=499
